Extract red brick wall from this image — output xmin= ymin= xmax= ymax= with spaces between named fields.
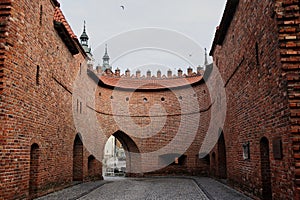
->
xmin=276 ymin=0 xmax=300 ymax=199
xmin=0 ymin=0 xmax=11 ymax=97
xmin=2 ymin=0 xmax=297 ymax=199
xmin=92 ymin=81 xmax=211 ymax=175
xmin=0 ymin=0 xmax=212 ymax=196
xmin=73 ymin=67 xmax=212 ymax=176
xmin=0 ymin=1 xmax=99 ymax=199
xmin=211 ymin=0 xmax=297 ymax=199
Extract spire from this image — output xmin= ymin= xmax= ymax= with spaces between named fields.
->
xmin=103 ymin=44 xmax=110 ymax=60
xmin=80 ymin=21 xmax=89 ymax=46
xmin=80 ymin=21 xmax=93 ymax=59
xmin=204 ymin=48 xmax=208 ymax=66
xmin=102 ymin=44 xmax=111 ymax=70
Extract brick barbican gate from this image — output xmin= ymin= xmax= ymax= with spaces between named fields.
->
xmin=0 ymin=0 xmax=299 ymax=200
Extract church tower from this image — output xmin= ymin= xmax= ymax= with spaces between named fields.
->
xmin=102 ymin=44 xmax=111 ymax=70
xmin=80 ymin=21 xmax=94 ymax=68
xmin=80 ymin=21 xmax=92 ymax=56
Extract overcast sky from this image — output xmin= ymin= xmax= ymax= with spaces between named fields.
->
xmin=60 ymin=0 xmax=227 ymax=75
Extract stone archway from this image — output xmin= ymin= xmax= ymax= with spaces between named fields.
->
xmin=29 ymin=143 xmax=40 ymax=199
xmin=112 ymin=130 xmax=141 ymax=176
xmin=217 ymin=132 xmax=227 ymax=179
xmin=260 ymin=137 xmax=272 ymax=200
xmin=73 ymin=134 xmax=83 ymax=181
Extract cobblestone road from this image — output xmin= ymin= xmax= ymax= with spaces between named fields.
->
xmin=78 ymin=178 xmax=208 ymax=200
xmin=36 ymin=177 xmax=252 ymax=200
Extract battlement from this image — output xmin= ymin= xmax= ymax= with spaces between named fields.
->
xmin=94 ymin=66 xmax=205 ymax=80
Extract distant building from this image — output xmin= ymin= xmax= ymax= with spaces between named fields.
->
xmin=103 ymin=136 xmax=126 ymax=175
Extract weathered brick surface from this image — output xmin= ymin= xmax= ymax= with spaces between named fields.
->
xmin=1 ymin=0 xmax=298 ymax=199
xmin=0 ymin=1 xmax=212 ymax=199
xmin=0 ymin=1 xmax=100 ymax=199
xmin=93 ymin=82 xmax=211 ymax=175
xmin=210 ymin=0 xmax=299 ymax=199
xmin=276 ymin=0 xmax=300 ymax=199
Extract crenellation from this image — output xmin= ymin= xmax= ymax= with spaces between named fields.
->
xmin=90 ymin=46 xmax=206 ymax=79
xmin=92 ymin=65 xmax=204 ymax=79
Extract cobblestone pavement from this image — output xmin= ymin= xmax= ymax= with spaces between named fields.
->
xmin=78 ymin=178 xmax=208 ymax=200
xmin=192 ymin=177 xmax=252 ymax=200
xmin=35 ymin=177 xmax=253 ymax=200
xmin=35 ymin=181 xmax=109 ymax=200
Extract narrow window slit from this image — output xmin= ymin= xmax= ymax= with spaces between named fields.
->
xmin=39 ymin=5 xmax=43 ymax=26
xmin=36 ymin=65 xmax=40 ymax=85
xmin=255 ymin=42 xmax=260 ymax=66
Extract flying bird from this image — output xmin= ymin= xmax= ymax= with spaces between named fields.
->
xmin=120 ymin=5 xmax=125 ymax=10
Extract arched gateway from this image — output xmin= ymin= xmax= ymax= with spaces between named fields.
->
xmin=111 ymin=131 xmax=141 ymax=176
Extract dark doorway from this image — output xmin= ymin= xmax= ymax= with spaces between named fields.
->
xmin=218 ymin=132 xmax=227 ymax=179
xmin=211 ymin=152 xmax=216 ymax=177
xmin=29 ymin=143 xmax=40 ymax=199
xmin=260 ymin=137 xmax=272 ymax=200
xmin=88 ymin=155 xmax=96 ymax=176
xmin=73 ymin=134 xmax=83 ymax=181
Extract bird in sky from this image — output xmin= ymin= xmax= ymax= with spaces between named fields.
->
xmin=120 ymin=5 xmax=125 ymax=10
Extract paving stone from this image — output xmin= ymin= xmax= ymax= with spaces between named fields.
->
xmin=193 ymin=177 xmax=252 ymax=200
xmin=35 ymin=177 xmax=253 ymax=200
xmin=78 ymin=178 xmax=208 ymax=200
xmin=35 ymin=181 xmax=109 ymax=200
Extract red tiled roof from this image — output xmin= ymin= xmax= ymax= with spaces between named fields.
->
xmin=98 ymin=76 xmax=203 ymax=90
xmin=54 ymin=7 xmax=77 ymax=39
